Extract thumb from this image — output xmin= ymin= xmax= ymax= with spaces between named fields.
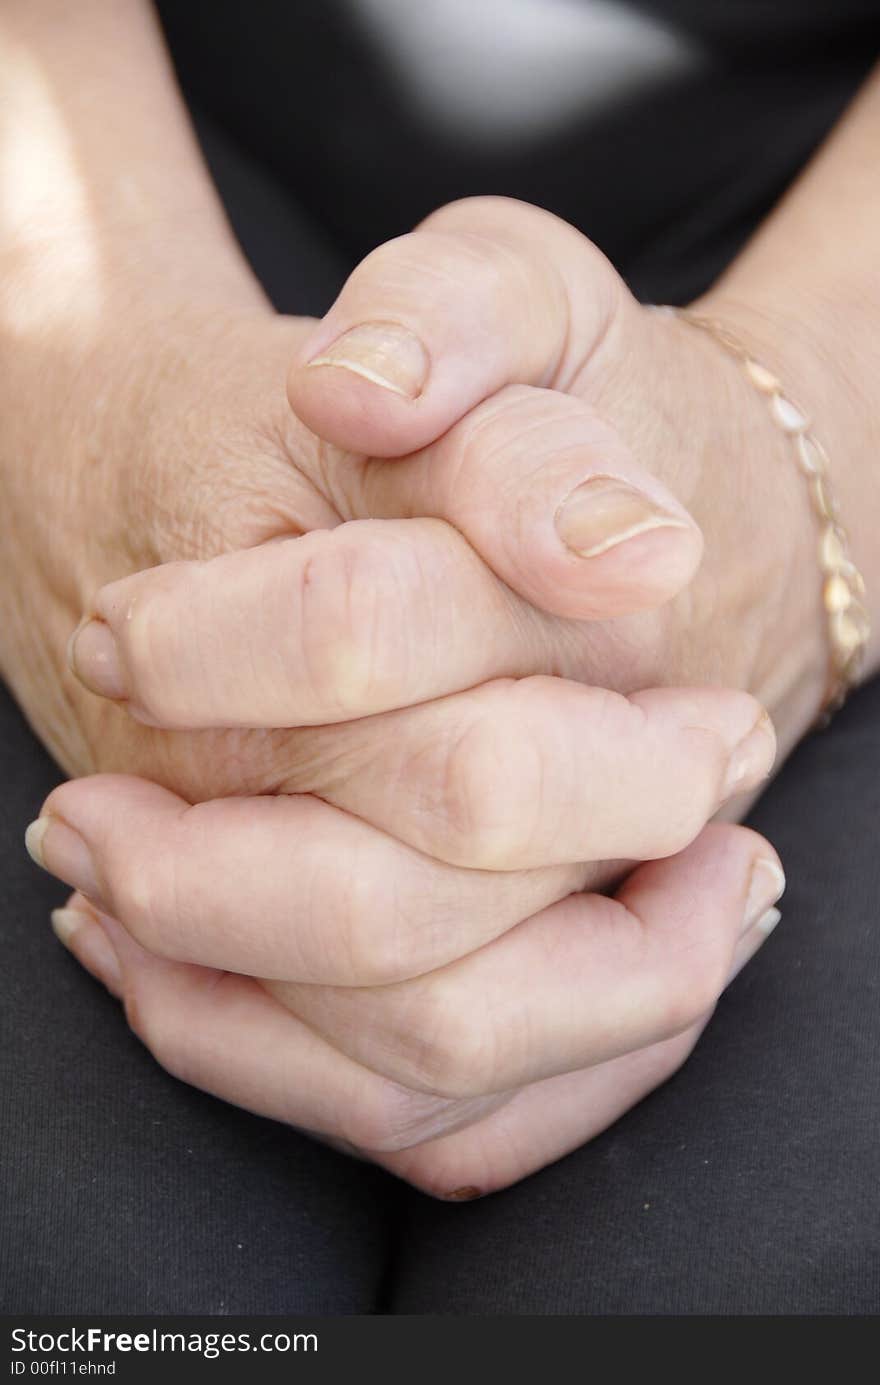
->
xmin=356 ymin=382 xmax=703 ymax=621
xmin=289 ymin=197 xmax=700 ymax=618
xmin=287 ymin=195 xmax=621 ymax=459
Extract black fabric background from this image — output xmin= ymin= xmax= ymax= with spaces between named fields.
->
xmin=157 ymin=0 xmax=880 ymax=304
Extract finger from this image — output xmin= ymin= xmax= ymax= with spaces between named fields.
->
xmin=384 ymin=1026 xmax=705 ymax=1198
xmin=358 ymin=384 xmax=703 ymax=619
xmin=71 ymin=364 xmax=708 ymax=729
xmin=287 ymin=195 xmax=627 ymax=459
xmin=269 ymin=824 xmax=786 ymax=1097
xmin=289 ymin=195 xmax=704 ymax=619
xmin=295 ymin=678 xmax=776 ymax=869
xmin=49 ymin=894 xmax=506 ymax=1154
xmin=49 ymin=893 xmax=768 ymax=1195
xmin=26 ymin=775 xmax=583 ymax=985
xmin=367 ymin=900 xmax=783 ymax=1196
xmin=69 ymin=515 xmax=571 ymax=728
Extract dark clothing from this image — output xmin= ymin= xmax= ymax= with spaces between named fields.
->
xmin=4 ymin=667 xmax=880 ymax=1313
xmin=158 ymin=0 xmax=880 ymax=305
xmin=2 ymin=1 xmax=879 ymax=1314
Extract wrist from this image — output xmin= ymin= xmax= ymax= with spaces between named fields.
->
xmin=0 ymin=208 xmax=267 ymax=355
xmin=595 ymin=300 xmax=826 ymax=759
xmin=0 ymin=0 xmax=266 ymax=349
xmin=691 ymin=281 xmax=880 ymax=692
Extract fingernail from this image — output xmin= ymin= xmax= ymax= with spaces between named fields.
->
xmin=554 ymin=476 xmax=690 ymax=558
xmin=726 ymin=905 xmax=781 ymax=986
xmin=721 ymin=711 xmax=776 ymax=799
xmin=741 ymin=855 xmax=786 ymax=936
xmin=306 ymin=322 xmax=429 ymax=399
xmin=51 ymin=905 xmax=122 ymax=996
xmin=49 ymin=905 xmax=85 ymax=945
xmin=68 ymin=619 xmax=127 ymax=700
xmin=25 ymin=816 xmax=102 ymax=902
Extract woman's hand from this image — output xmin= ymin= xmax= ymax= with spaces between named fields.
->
xmin=13 ymin=189 xmax=816 ymax=1195
xmin=11 ymin=256 xmax=788 ymax=1196
xmin=281 ymin=195 xmax=868 ymax=758
xmin=37 ymin=815 xmax=784 ymax=1197
xmin=2 ymin=299 xmax=706 ymax=800
xmin=17 ymin=185 xmax=843 ymax=840
xmin=6 ymin=5 xmax=878 ymax=1196
xmin=17 ymin=359 xmax=783 ymax=1200
xmin=48 ymin=193 xmax=870 ymax=880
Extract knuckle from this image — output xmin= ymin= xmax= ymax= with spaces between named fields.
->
xmin=341 ymin=1079 xmax=452 ymax=1154
xmin=359 ymin=202 xmax=563 ymax=330
xmin=335 ymin=887 xmax=393 ymax=989
xmin=117 ymin=565 xmax=192 ymax=725
xmin=342 ymin=229 xmax=497 ymax=317
xmin=437 ymin=681 xmax=554 ymax=869
xmin=423 ymin=194 xmax=561 ymax=242
xmin=297 ymin=541 xmax=373 ymax=715
xmin=402 ymin=988 xmax=499 ymax=1099
xmin=347 ymin=233 xmax=420 ymax=289
xmin=111 ymin=847 xmax=180 ymax=962
xmin=439 ymin=718 xmax=502 ymax=863
xmin=328 ymin=837 xmax=488 ymax=987
xmin=111 ymin=854 xmax=161 ymax=950
xmin=419 ymin=194 xmax=508 ymax=233
xmin=361 ymin=224 xmax=506 ymax=304
xmin=122 ymin=982 xmax=178 ymax=1069
xmin=439 ymin=705 xmax=532 ymax=870
xmin=149 ymin=1026 xmax=199 ymax=1088
xmin=637 ymin=728 xmax=718 ymax=861
xmin=330 ymin=856 xmax=421 ymax=986
xmin=297 ymin=528 xmax=413 ymax=717
xmin=124 ymin=977 xmax=217 ymax=1091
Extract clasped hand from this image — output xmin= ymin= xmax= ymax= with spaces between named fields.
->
xmin=25 ymin=199 xmax=793 ymax=1196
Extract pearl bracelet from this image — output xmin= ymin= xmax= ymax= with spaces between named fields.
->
xmin=668 ymin=307 xmax=870 ymax=723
